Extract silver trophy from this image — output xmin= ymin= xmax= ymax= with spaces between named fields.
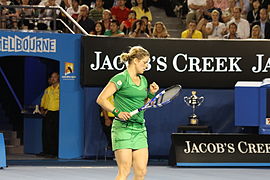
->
xmin=184 ymin=91 xmax=204 ymax=125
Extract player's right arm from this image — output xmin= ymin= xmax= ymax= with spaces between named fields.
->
xmin=96 ymin=82 xmax=131 ymax=120
xmin=97 ymin=82 xmax=116 ymax=113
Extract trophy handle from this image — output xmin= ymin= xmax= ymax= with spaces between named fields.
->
xmin=197 ymin=97 xmax=204 ymax=106
xmin=183 ymin=97 xmax=190 ymax=106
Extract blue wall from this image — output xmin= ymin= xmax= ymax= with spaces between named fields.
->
xmin=24 ymin=56 xmax=60 ymax=106
xmin=24 ymin=57 xmax=47 ymax=105
xmin=84 ymin=87 xmax=240 ymax=158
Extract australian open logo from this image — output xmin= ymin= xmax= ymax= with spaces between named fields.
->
xmin=62 ymin=62 xmax=76 ymax=80
xmin=0 ymin=35 xmax=56 ymax=53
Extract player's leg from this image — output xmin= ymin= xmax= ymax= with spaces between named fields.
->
xmin=114 ymin=149 xmax=133 ymax=180
xmin=132 ymin=148 xmax=149 ymax=180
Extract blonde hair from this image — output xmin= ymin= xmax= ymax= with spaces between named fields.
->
xmin=251 ymin=25 xmax=261 ymax=38
xmin=120 ymin=46 xmax=150 ymax=64
xmin=103 ymin=9 xmax=112 ymax=16
xmin=211 ymin=9 xmax=220 ymax=15
xmin=80 ymin=4 xmax=89 ymax=12
xmin=252 ymin=24 xmax=260 ymax=30
xmin=152 ymin=21 xmax=170 ymax=38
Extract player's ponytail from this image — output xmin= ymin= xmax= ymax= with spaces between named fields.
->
xmin=120 ymin=53 xmax=130 ymax=63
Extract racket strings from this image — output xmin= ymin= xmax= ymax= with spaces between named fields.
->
xmin=160 ymin=87 xmax=181 ymax=103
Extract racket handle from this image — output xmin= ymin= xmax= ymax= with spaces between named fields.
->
xmin=130 ymin=109 xmax=139 ymax=116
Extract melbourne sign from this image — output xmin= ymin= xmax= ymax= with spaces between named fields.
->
xmin=81 ymin=36 xmax=270 ymax=88
xmin=0 ymin=35 xmax=56 ymax=53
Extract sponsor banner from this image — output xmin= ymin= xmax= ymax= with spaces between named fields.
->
xmin=81 ymin=36 xmax=270 ymax=88
xmin=172 ymin=133 xmax=270 ymax=164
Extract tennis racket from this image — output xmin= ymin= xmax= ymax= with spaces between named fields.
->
xmin=129 ymin=84 xmax=182 ymax=116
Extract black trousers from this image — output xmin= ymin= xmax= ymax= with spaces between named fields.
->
xmin=100 ymin=116 xmax=113 ymax=149
xmin=42 ymin=111 xmax=59 ymax=156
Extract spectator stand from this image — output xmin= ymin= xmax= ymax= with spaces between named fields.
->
xmin=0 ymin=4 xmax=88 ymax=35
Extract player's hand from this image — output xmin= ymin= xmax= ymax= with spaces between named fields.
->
xmin=149 ymin=82 xmax=159 ymax=94
xmin=118 ymin=112 xmax=131 ymax=121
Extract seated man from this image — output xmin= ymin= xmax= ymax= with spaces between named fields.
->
xmin=77 ymin=5 xmax=95 ymax=33
xmin=223 ymin=22 xmax=239 ymax=39
xmin=251 ymin=8 xmax=270 ymax=39
xmin=186 ymin=0 xmax=206 ymax=24
xmin=89 ymin=0 xmax=104 ymax=22
xmin=104 ymin=19 xmax=125 ymax=37
xmin=226 ymin=7 xmax=250 ymax=39
xmin=111 ymin=0 xmax=130 ymax=24
xmin=38 ymin=0 xmax=60 ymax=30
xmin=181 ymin=20 xmax=203 ymax=39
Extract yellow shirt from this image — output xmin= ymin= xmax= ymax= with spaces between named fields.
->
xmin=181 ymin=30 xmax=203 ymax=39
xmin=40 ymin=87 xmax=49 ymax=109
xmin=100 ymin=95 xmax=115 ymax=118
xmin=131 ymin=6 xmax=152 ymax=21
xmin=41 ymin=84 xmax=60 ymax=111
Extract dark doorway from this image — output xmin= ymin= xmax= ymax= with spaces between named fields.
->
xmin=0 ymin=56 xmax=59 ymax=158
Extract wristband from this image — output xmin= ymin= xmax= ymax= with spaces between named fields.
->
xmin=147 ymin=92 xmax=155 ymax=99
xmin=112 ymin=108 xmax=121 ymax=117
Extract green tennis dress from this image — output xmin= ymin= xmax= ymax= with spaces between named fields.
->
xmin=110 ymin=69 xmax=148 ymax=151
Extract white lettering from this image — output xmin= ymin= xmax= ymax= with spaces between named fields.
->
xmin=207 ymin=143 xmax=217 ymax=153
xmin=227 ymin=143 xmax=235 ymax=153
xmin=172 ymin=54 xmax=242 ymax=72
xmin=215 ymin=57 xmax=227 ymax=72
xmin=0 ymin=35 xmax=56 ymax=53
xmin=216 ymin=143 xmax=225 ymax=153
xmin=113 ymin=55 xmax=125 ymax=71
xmin=228 ymin=57 xmax=242 ymax=72
xmin=184 ymin=141 xmax=191 ymax=153
xmin=156 ymin=56 xmax=167 ymax=71
xmin=198 ymin=143 xmax=207 ymax=153
xmin=262 ymin=58 xmax=270 ymax=72
xmin=188 ymin=57 xmax=201 ymax=72
xmin=172 ymin=53 xmax=187 ymax=72
xmin=90 ymin=51 xmax=102 ymax=70
xmin=238 ymin=141 xmax=248 ymax=154
xmin=202 ymin=57 xmax=214 ymax=72
xmin=100 ymin=55 xmax=114 ymax=70
xmin=252 ymin=54 xmax=263 ymax=73
xmin=256 ymin=143 xmax=265 ymax=153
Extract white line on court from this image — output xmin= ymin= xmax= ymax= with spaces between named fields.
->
xmin=46 ymin=166 xmax=115 ymax=169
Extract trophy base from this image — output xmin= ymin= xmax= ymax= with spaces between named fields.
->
xmin=189 ymin=115 xmax=199 ymax=126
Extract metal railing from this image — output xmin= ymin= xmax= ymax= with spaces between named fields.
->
xmin=0 ymin=4 xmax=88 ymax=35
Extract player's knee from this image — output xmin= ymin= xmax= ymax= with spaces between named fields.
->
xmin=134 ymin=167 xmax=147 ymax=178
xmin=118 ymin=163 xmax=131 ymax=177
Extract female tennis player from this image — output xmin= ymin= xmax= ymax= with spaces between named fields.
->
xmin=96 ymin=46 xmax=159 ymax=180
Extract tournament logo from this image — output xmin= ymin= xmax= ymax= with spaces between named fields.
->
xmin=62 ymin=62 xmax=76 ymax=80
xmin=65 ymin=62 xmax=74 ymax=75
